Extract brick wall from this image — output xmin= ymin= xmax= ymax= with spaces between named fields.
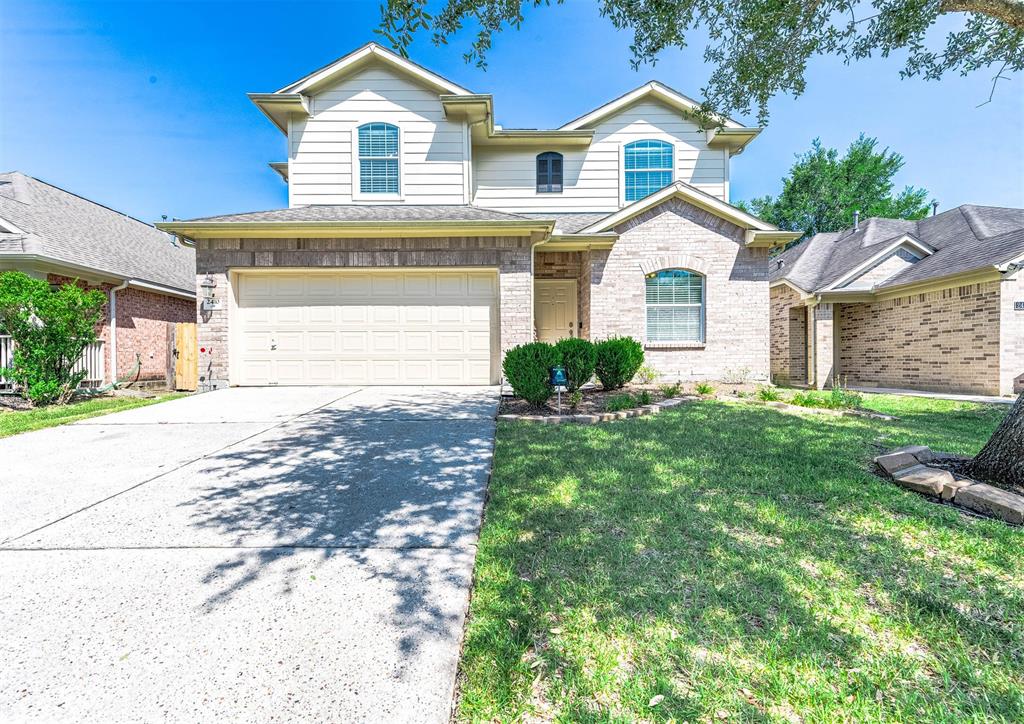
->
xmin=837 ymin=281 xmax=1002 ymax=394
xmin=589 ymin=198 xmax=771 ymax=382
xmin=769 ymin=284 xmax=807 ymax=385
xmin=999 ymin=270 xmax=1024 ymax=395
xmin=194 ymin=235 xmax=535 ymax=387
xmin=47 ymin=274 xmax=194 ymax=384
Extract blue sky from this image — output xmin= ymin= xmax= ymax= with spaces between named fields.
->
xmin=2 ymin=0 xmax=1022 ymax=224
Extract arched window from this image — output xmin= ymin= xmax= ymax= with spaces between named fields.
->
xmin=536 ymin=152 xmax=563 ymax=193
xmin=357 ymin=122 xmax=399 ymax=194
xmin=645 ymin=269 xmax=704 ymax=343
xmin=624 ymin=139 xmax=673 ymax=202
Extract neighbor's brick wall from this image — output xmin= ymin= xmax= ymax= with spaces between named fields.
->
xmin=47 ymin=274 xmax=193 ymax=383
xmin=999 ymin=270 xmax=1024 ymax=395
xmin=588 ymin=198 xmax=771 ymax=382
xmin=837 ymin=281 xmax=1002 ymax=395
xmin=194 ymin=236 xmax=535 ymax=386
xmin=769 ymin=284 xmax=808 ymax=385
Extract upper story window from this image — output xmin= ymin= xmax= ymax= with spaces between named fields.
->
xmin=357 ymin=122 xmax=399 ymax=194
xmin=624 ymin=139 xmax=673 ymax=202
xmin=536 ymin=152 xmax=563 ymax=193
xmin=645 ymin=269 xmax=704 ymax=343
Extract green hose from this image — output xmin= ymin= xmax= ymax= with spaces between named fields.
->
xmin=75 ymin=352 xmax=142 ymax=397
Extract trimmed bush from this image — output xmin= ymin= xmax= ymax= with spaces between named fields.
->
xmin=554 ymin=337 xmax=596 ymax=392
xmin=593 ymin=336 xmax=644 ymax=390
xmin=502 ymin=341 xmax=560 ymax=407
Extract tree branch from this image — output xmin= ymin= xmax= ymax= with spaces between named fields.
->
xmin=939 ymin=0 xmax=1024 ymax=30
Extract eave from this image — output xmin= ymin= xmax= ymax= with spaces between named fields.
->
xmin=0 ymin=253 xmax=195 ymax=299
xmin=269 ymin=162 xmax=288 ymax=181
xmin=559 ymin=81 xmax=747 ymax=131
xmin=156 ymin=219 xmax=555 ymax=243
xmin=706 ymin=127 xmax=762 ymax=156
xmin=441 ymin=95 xmax=594 ymax=147
xmin=248 ymin=93 xmax=310 ymax=134
xmin=536 ymin=234 xmax=617 ymax=252
xmin=745 ymin=230 xmax=802 ymax=248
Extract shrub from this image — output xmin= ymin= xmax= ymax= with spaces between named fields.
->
xmin=758 ymin=386 xmax=782 ymax=401
xmin=721 ymin=366 xmax=752 ymax=384
xmin=829 ymin=377 xmax=863 ymax=409
xmin=637 ymin=390 xmax=652 ymax=405
xmin=635 ymin=363 xmax=659 ymax=385
xmin=659 ymin=382 xmax=682 ymax=398
xmin=695 ymin=382 xmax=715 ymax=396
xmin=789 ymin=390 xmax=826 ymax=408
xmin=502 ymin=342 xmax=560 ymax=407
xmin=554 ymin=337 xmax=596 ymax=392
xmin=568 ymin=389 xmax=583 ymax=410
xmin=0 ymin=271 xmax=106 ymax=405
xmin=605 ymin=393 xmax=636 ymax=412
xmin=593 ymin=336 xmax=644 ymax=390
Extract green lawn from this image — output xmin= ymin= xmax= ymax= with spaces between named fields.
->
xmin=0 ymin=393 xmax=184 ymax=438
xmin=458 ymin=394 xmax=1022 ymax=722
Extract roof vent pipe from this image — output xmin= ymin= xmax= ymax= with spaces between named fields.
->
xmin=853 ymin=210 xmax=860 ymax=231
xmin=932 ymin=201 xmax=939 ymax=216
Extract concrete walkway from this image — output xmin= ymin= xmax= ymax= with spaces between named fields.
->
xmin=0 ymin=386 xmax=498 ymax=723
xmin=849 ymin=386 xmax=1017 ymax=405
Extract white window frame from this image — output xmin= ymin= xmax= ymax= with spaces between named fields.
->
xmin=351 ymin=123 xmax=404 ymax=202
xmin=621 ymin=139 xmax=674 ymax=206
xmin=644 ymin=269 xmax=705 ymax=345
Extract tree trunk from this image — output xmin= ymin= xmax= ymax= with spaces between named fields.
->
xmin=965 ymin=391 xmax=1024 ymax=488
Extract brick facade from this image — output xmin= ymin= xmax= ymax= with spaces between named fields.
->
xmin=194 ymin=235 xmax=535 ymax=387
xmin=588 ymin=198 xmax=771 ymax=382
xmin=47 ymin=274 xmax=194 ymax=384
xmin=769 ymin=284 xmax=807 ymax=385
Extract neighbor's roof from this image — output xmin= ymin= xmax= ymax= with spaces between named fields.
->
xmin=772 ymin=205 xmax=1024 ymax=293
xmin=0 ymin=172 xmax=195 ymax=294
xmin=179 ymin=204 xmax=537 ymax=224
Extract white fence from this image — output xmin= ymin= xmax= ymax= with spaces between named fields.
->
xmin=0 ymin=336 xmax=105 ymax=393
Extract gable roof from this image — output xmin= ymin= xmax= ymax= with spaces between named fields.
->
xmin=771 ymin=205 xmax=1024 ymax=294
xmin=559 ymin=81 xmax=749 ymax=132
xmin=0 ymin=172 xmax=195 ymax=295
xmin=277 ymin=42 xmax=472 ymax=96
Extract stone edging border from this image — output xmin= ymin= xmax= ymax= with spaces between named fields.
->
xmin=875 ymin=445 xmax=1023 ymax=525
xmin=497 ymin=396 xmax=693 ymax=424
xmin=719 ymin=395 xmax=897 ymax=420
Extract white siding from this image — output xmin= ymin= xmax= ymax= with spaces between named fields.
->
xmin=288 ymin=65 xmax=469 ymax=206
xmin=472 ymin=100 xmax=729 ymax=213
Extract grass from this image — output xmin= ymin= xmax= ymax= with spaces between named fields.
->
xmin=458 ymin=394 xmax=1022 ymax=722
xmin=0 ymin=393 xmax=183 ymax=438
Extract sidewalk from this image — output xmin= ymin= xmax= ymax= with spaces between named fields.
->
xmin=850 ymin=386 xmax=1016 ymax=405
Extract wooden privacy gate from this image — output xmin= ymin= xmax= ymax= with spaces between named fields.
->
xmin=167 ymin=322 xmax=198 ymax=391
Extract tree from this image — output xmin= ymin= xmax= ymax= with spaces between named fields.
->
xmin=741 ymin=134 xmax=932 ymax=241
xmin=378 ymin=0 xmax=1023 ymax=125
xmin=0 ymin=271 xmax=107 ymax=406
xmin=966 ymin=391 xmax=1024 ymax=489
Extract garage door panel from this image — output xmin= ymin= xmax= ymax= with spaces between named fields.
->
xmin=236 ymin=270 xmax=497 ymax=386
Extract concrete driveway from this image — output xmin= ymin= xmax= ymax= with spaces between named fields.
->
xmin=0 ymin=386 xmax=498 ymax=723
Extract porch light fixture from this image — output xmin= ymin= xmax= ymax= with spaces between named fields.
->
xmin=200 ymin=274 xmax=217 ymax=301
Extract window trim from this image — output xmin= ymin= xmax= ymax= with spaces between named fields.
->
xmin=352 ymin=122 xmax=403 ymax=201
xmin=621 ymin=139 xmax=674 ymax=205
xmin=644 ymin=268 xmax=705 ymax=345
xmin=535 ymin=151 xmax=564 ymax=194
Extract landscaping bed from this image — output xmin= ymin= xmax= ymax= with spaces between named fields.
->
xmin=457 ymin=393 xmax=1020 ymax=722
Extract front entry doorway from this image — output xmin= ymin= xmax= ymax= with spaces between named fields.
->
xmin=534 ymin=279 xmax=578 ymax=344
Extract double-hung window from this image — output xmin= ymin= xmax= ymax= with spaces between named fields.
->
xmin=624 ymin=139 xmax=673 ymax=202
xmin=357 ymin=122 xmax=399 ymax=194
xmin=536 ymin=152 xmax=563 ymax=193
xmin=645 ymin=269 xmax=704 ymax=343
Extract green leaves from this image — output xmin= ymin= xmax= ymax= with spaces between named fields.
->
xmin=0 ymin=271 xmax=106 ymax=406
xmin=743 ymin=134 xmax=932 ymax=241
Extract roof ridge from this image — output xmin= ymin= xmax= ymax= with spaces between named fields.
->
xmin=9 ymin=172 xmax=163 ymax=231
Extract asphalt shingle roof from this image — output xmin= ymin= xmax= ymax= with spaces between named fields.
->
xmin=184 ymin=205 xmax=538 ymax=224
xmin=771 ymin=205 xmax=1024 ymax=293
xmin=0 ymin=172 xmax=195 ymax=293
xmin=520 ymin=212 xmax=611 ymax=235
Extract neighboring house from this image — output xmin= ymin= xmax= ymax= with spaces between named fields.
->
xmin=770 ymin=205 xmax=1024 ymax=396
xmin=158 ymin=42 xmax=799 ymax=388
xmin=0 ymin=172 xmax=196 ymax=385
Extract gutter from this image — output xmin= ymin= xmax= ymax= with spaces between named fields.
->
xmin=156 ymin=218 xmax=556 ymax=242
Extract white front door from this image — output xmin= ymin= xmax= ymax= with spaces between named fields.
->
xmin=534 ymin=280 xmax=578 ymax=344
xmin=234 ymin=269 xmax=498 ymax=386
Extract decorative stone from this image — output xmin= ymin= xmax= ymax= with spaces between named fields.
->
xmin=573 ymin=414 xmax=600 ymax=424
xmin=893 ymin=465 xmax=954 ymax=496
xmin=941 ymin=478 xmax=975 ymax=502
xmin=888 ymin=444 xmax=934 ymax=462
xmin=955 ymin=484 xmax=1024 ymax=524
xmin=874 ymin=451 xmax=922 ymax=476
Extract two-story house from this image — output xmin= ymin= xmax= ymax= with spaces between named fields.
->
xmin=159 ymin=43 xmax=799 ymax=388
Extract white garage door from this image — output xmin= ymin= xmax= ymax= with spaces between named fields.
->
xmin=234 ymin=270 xmax=498 ymax=386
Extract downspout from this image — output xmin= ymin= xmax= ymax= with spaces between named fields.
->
xmin=108 ymin=280 xmax=129 ymax=384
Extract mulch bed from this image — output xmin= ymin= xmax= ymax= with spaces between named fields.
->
xmin=499 ymin=381 xmax=763 ymax=417
xmin=0 ymin=395 xmax=32 ymax=412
